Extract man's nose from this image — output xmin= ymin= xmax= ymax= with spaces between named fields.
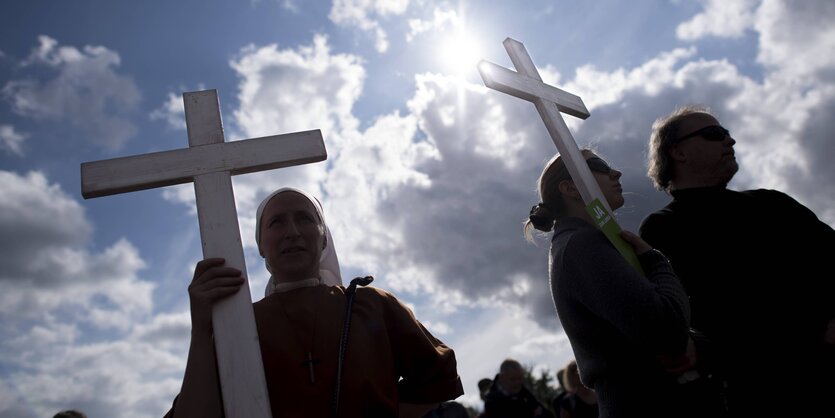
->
xmin=726 ymin=134 xmax=736 ymax=146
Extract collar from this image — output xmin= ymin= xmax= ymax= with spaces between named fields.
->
xmin=670 ymin=186 xmax=729 ymax=200
xmin=271 ymin=277 xmax=322 ymax=294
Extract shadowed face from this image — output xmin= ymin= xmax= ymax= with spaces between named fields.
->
xmin=585 ymin=152 xmax=625 ymax=211
xmin=498 ymin=366 xmax=524 ymax=395
xmin=671 ymin=113 xmax=738 ymax=187
xmin=258 ymin=191 xmax=325 ymax=282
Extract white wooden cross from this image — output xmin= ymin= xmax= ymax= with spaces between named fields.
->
xmin=81 ymin=89 xmax=327 ymax=417
xmin=478 ymin=38 xmax=641 ymax=271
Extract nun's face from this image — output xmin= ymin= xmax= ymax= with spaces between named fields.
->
xmin=259 ymin=192 xmax=325 ymax=282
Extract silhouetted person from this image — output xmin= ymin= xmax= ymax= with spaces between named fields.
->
xmin=483 ymin=358 xmax=552 ymax=418
xmin=640 ymin=105 xmax=835 ymax=417
xmin=164 ymin=188 xmax=463 ymax=418
xmin=557 ymin=360 xmax=598 ymax=418
xmin=524 ymin=150 xmax=692 ymax=418
xmin=53 ymin=411 xmax=86 ymax=418
xmin=549 ymin=368 xmax=567 ymax=414
xmin=422 ymin=401 xmax=469 ymax=418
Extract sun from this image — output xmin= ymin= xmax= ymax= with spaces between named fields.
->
xmin=438 ymin=30 xmax=483 ymax=76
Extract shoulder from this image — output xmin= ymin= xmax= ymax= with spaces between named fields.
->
xmin=742 ymin=188 xmax=798 ymax=205
xmin=354 ymin=285 xmax=414 ymax=314
xmin=742 ymin=188 xmax=820 ymax=217
xmin=639 ymin=200 xmax=680 ymax=230
xmin=742 ymin=188 xmax=785 ymax=197
xmin=553 ymin=218 xmax=606 ymax=248
xmin=558 ymin=223 xmax=610 ymax=258
xmin=355 ymin=285 xmax=397 ymax=301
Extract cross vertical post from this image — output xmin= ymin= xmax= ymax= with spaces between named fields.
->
xmin=81 ymin=89 xmax=329 ymax=417
xmin=185 ymin=90 xmax=270 ymax=417
xmin=478 ymin=38 xmax=641 ymax=272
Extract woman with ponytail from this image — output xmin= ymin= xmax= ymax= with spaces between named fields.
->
xmin=525 ymin=150 xmax=693 ymax=418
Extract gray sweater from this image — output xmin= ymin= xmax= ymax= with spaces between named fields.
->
xmin=550 ymin=217 xmax=690 ymax=417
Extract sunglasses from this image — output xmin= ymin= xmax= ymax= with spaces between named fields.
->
xmin=675 ymin=125 xmax=731 ymax=143
xmin=586 ymin=157 xmax=613 ymax=175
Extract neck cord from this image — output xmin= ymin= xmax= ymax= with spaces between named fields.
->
xmin=331 ymin=276 xmax=374 ymax=417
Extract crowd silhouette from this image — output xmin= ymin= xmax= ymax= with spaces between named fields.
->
xmin=43 ymin=105 xmax=826 ymax=418
xmin=471 ymin=357 xmax=598 ymax=418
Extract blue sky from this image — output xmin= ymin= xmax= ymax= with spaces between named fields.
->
xmin=2 ymin=0 xmax=834 ymax=416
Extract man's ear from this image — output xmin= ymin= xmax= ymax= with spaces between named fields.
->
xmin=322 ymin=233 xmax=328 ymax=249
xmin=558 ymin=179 xmax=580 ymax=199
xmin=669 ymin=144 xmax=687 ymax=163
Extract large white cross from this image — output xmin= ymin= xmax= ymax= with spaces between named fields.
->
xmin=81 ymin=89 xmax=327 ymax=417
xmin=478 ymin=38 xmax=641 ymax=271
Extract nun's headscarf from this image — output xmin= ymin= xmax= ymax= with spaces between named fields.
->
xmin=256 ymin=187 xmax=342 ymax=296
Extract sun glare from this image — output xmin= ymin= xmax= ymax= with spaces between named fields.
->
xmin=439 ymin=30 xmax=483 ymax=76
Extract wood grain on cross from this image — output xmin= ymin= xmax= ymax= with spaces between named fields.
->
xmin=478 ymin=38 xmax=641 ymax=271
xmin=81 ymin=89 xmax=327 ymax=417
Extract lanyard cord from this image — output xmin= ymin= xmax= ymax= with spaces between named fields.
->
xmin=331 ymin=276 xmax=374 ymax=418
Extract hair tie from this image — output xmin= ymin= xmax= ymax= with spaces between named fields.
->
xmin=529 ymin=203 xmax=556 ymax=231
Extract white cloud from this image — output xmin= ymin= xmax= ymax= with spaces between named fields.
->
xmin=0 ymin=170 xmax=152 ymax=326
xmin=0 ymin=171 xmax=185 ymax=418
xmin=2 ymin=339 xmax=184 ymax=418
xmin=676 ymin=0 xmax=759 ymax=40
xmin=0 ymin=124 xmax=28 ymax=156
xmin=755 ymin=0 xmax=835 ymax=80
xmin=230 ymin=34 xmax=364 ymax=142
xmin=1 ymin=35 xmax=141 ymax=150
xmin=129 ymin=311 xmax=192 ymax=350
xmin=406 ymin=7 xmax=459 ymax=42
xmin=281 ymin=0 xmax=300 ymax=13
xmin=149 ymin=92 xmax=186 ymax=131
xmin=329 ymin=0 xmax=411 ymax=52
xmin=566 ymin=47 xmax=698 ymax=109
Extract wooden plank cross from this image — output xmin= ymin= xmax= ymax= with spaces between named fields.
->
xmin=478 ymin=38 xmax=641 ymax=271
xmin=81 ymin=89 xmax=328 ymax=417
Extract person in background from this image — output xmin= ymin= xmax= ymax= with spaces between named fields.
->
xmin=53 ymin=411 xmax=86 ymax=418
xmin=483 ymin=358 xmax=553 ymax=418
xmin=549 ymin=368 xmax=568 ymax=415
xmin=557 ymin=359 xmax=598 ymax=418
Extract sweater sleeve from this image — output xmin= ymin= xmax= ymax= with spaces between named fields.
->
xmin=374 ymin=289 xmax=464 ymax=404
xmin=563 ymin=230 xmax=691 ymax=354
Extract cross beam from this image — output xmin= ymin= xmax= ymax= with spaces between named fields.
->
xmin=81 ymin=89 xmax=327 ymax=417
xmin=478 ymin=38 xmax=641 ymax=271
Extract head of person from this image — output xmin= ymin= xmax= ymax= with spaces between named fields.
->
xmin=256 ymin=188 xmax=340 ymax=286
xmin=563 ymin=360 xmax=582 ymax=393
xmin=524 ymin=149 xmax=623 ymax=240
xmin=53 ymin=411 xmax=86 ymax=418
xmin=556 ymin=368 xmax=566 ymax=389
xmin=478 ymin=378 xmax=493 ymax=400
xmin=648 ymin=105 xmax=738 ymax=192
xmin=497 ymin=358 xmax=525 ymax=395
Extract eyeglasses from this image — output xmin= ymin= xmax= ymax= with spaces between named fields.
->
xmin=675 ymin=125 xmax=731 ymax=143
xmin=586 ymin=157 xmax=613 ymax=175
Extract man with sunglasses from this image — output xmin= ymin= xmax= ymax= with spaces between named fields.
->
xmin=639 ymin=105 xmax=834 ymax=417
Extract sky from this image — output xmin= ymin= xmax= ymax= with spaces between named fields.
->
xmin=1 ymin=0 xmax=834 ymax=416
